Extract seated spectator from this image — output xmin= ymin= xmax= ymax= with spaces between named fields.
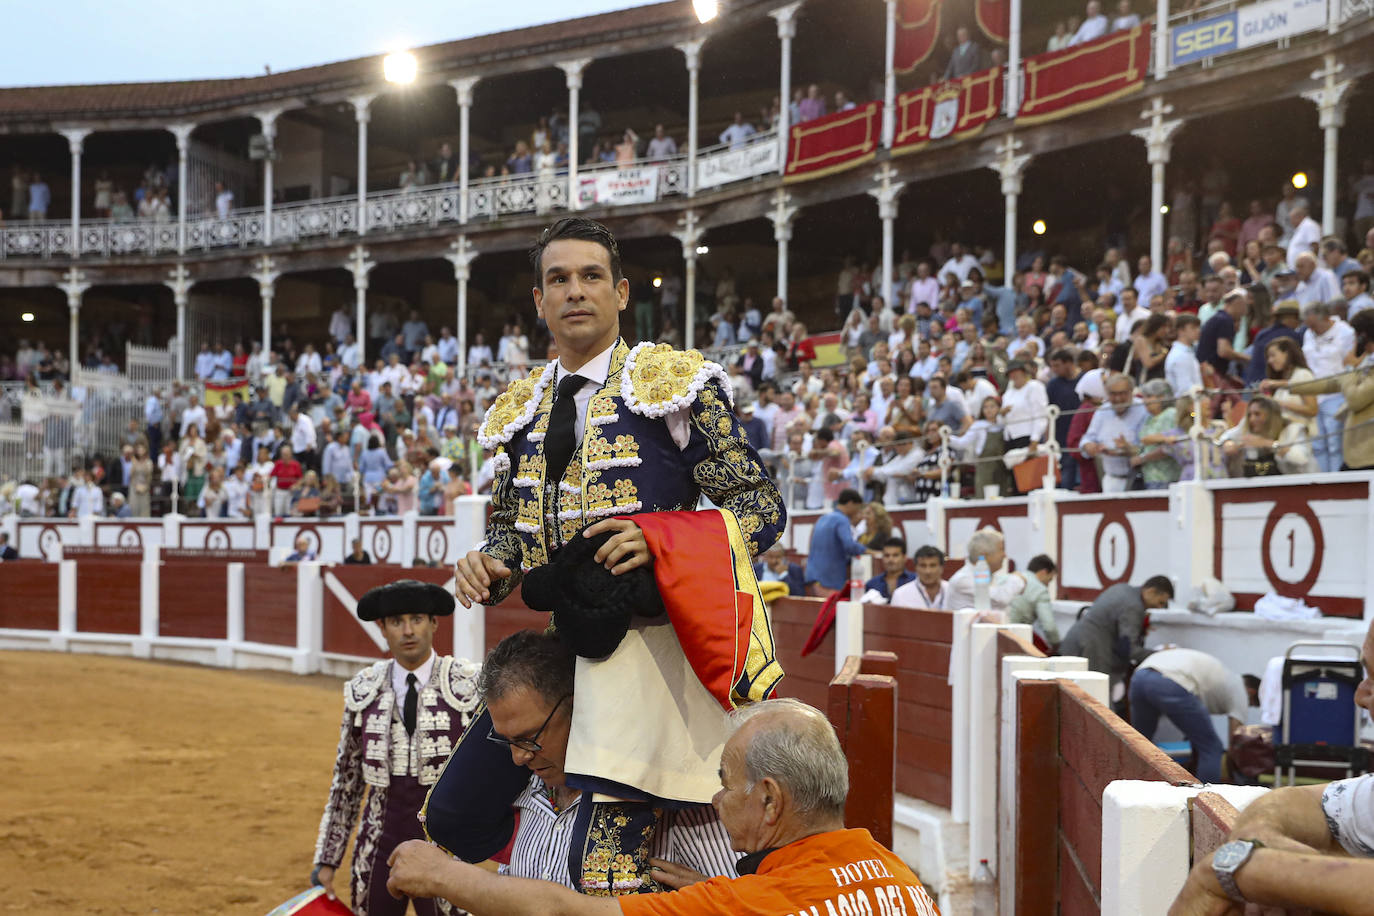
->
xmin=890 ymin=545 xmax=949 ymax=610
xmin=1007 ymin=554 xmax=1060 ymax=648
xmin=1169 ymin=617 xmax=1373 ymax=913
xmin=755 ymin=544 xmax=805 ymax=596
xmin=863 ymin=537 xmax=914 ymax=601
xmin=856 ymin=500 xmax=893 ymax=547
xmin=946 ymin=528 xmax=1024 ymax=613
xmin=291 ymin=469 xmax=323 ymax=515
xmin=284 ymin=534 xmax=316 ymax=563
xmin=343 ymin=538 xmax=372 ymax=565
xmin=1219 ymin=395 xmax=1318 ymax=476
xmin=1130 ymin=379 xmax=1182 ymax=488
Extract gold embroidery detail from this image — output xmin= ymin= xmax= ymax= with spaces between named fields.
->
xmin=588 ymin=393 xmax=618 ymax=420
xmin=579 ymin=805 xmax=663 ymax=895
xmin=586 ymin=479 xmax=639 ymax=512
xmin=516 ymin=452 xmax=545 ymax=481
xmin=585 ymin=432 xmax=641 ymax=465
xmin=480 ymin=367 xmax=547 ymax=442
xmin=628 ymin=344 xmax=706 ymax=410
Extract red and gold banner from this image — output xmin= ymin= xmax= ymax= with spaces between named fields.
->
xmin=203 ymin=378 xmax=250 ymax=407
xmin=894 ymin=0 xmax=942 ymax=73
xmin=784 ymin=100 xmax=882 ymax=183
xmin=1018 ymin=23 xmax=1151 ymax=126
xmin=975 ymin=0 xmax=1010 ymax=43
xmin=892 ymin=67 xmax=1003 ymax=155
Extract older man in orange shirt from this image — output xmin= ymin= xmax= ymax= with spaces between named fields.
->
xmin=387 ymin=699 xmax=939 ymax=916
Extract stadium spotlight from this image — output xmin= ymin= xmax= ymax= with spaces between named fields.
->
xmin=1291 ymin=171 xmax=1308 ymax=190
xmin=1032 ymin=219 xmax=1047 ymax=236
xmin=696 ymin=245 xmax=710 ymax=255
xmin=384 ymin=50 xmax=419 ymax=85
xmin=693 ymin=0 xmax=720 ymax=23
xmin=1160 ymin=205 xmax=1169 ymax=215
xmin=652 ymin=276 xmax=663 ymax=288
xmin=21 ymin=312 xmax=35 ymax=322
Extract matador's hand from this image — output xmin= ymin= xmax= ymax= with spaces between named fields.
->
xmin=583 ymin=517 xmax=652 ymax=576
xmin=455 ymin=550 xmax=511 ymax=607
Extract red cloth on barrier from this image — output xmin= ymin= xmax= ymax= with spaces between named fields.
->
xmin=1018 ymin=24 xmax=1152 ymax=125
xmin=975 ymin=0 xmax=1009 ymax=44
xmin=893 ymin=67 xmax=1003 ymax=154
xmin=894 ymin=0 xmax=942 ymax=73
xmin=784 ymin=101 xmax=882 ymax=183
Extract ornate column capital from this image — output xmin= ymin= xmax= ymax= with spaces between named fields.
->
xmin=348 ymin=245 xmax=376 ymax=289
xmin=349 ymin=93 xmax=379 ymax=123
xmin=676 ymin=38 xmax=705 ymax=71
xmin=770 ymin=2 xmax=802 ymax=40
xmin=558 ymin=58 xmax=593 ymax=90
xmin=168 ymin=123 xmax=196 ymax=153
xmin=448 ymin=77 xmax=481 ymax=107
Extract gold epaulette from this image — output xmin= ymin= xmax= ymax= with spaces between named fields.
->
xmin=620 ymin=342 xmax=730 ymax=418
xmin=477 ymin=366 xmax=552 ymax=449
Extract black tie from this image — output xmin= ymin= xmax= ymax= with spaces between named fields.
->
xmin=403 ymin=673 xmax=418 ymax=735
xmin=545 ymin=373 xmax=588 ymax=485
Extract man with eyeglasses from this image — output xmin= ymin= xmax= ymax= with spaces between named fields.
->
xmin=479 ymin=629 xmax=738 ymax=890
xmin=309 ymin=580 xmax=480 ymax=916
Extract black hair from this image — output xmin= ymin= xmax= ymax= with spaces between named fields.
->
xmin=913 ymin=545 xmax=945 ymax=564
xmin=882 ymin=537 xmax=908 ymax=554
xmin=1242 ymin=674 xmax=1262 ymax=700
xmin=815 ymin=427 xmax=835 ymax=444
xmin=1049 ymin=348 xmax=1074 ymax=363
xmin=1027 ymin=554 xmax=1058 ymax=575
xmin=529 ymin=217 xmax=624 ymax=289
xmin=1142 ymin=575 xmax=1175 ymax=599
xmin=836 ymin=488 xmax=864 ymax=506
xmin=1346 ymin=269 xmax=1370 ymax=290
xmin=478 ymin=629 xmax=576 ymax=706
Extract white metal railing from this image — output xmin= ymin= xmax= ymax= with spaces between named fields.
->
xmin=1343 ymin=0 xmax=1374 ymax=20
xmin=0 ymin=138 xmax=769 ymax=262
xmin=126 ymin=343 xmax=175 ymax=383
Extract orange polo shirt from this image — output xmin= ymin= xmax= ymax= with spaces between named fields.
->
xmin=618 ymin=828 xmax=939 ymax=916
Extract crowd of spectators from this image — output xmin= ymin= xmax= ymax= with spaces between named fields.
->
xmin=715 ymin=215 xmax=1374 ymax=511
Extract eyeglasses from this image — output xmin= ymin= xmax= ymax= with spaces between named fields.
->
xmin=486 ymin=693 xmax=571 ymax=755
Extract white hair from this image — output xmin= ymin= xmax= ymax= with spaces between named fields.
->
xmin=728 ymin=698 xmax=848 ymax=819
xmin=965 ymin=527 xmax=1004 ymax=563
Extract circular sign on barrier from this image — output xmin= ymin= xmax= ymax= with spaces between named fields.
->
xmin=1092 ymin=507 xmax=1136 ymax=587
xmin=425 ymin=527 xmax=448 ymax=564
xmin=294 ymin=525 xmax=322 ymax=556
xmin=38 ymin=525 xmax=62 ymax=561
xmin=117 ymin=526 xmax=144 ymax=549
xmin=371 ymin=527 xmax=392 ymax=563
xmin=1260 ymin=503 xmax=1323 ymax=598
xmin=204 ymin=525 xmax=232 ymax=550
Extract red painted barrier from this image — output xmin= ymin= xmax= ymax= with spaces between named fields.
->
xmin=321 ymin=565 xmax=456 ymax=658
xmin=159 ymin=562 xmax=229 ymax=639
xmin=828 ymin=652 xmax=898 ymax=848
xmin=0 ymin=562 xmax=59 ymax=631
xmin=76 ymin=559 xmax=140 ymax=635
xmin=864 ymin=605 xmax=953 ymax=808
xmin=770 ymin=597 xmax=835 ymax=711
xmin=243 ymin=566 xmax=297 ymax=647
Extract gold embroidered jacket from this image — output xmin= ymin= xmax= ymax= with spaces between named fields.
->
xmin=476 ymin=340 xmax=786 ymax=599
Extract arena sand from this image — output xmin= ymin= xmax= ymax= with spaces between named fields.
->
xmin=0 ymin=651 xmax=361 ymax=914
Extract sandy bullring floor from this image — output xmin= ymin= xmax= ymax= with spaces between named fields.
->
xmin=0 ymin=651 xmax=362 ymax=914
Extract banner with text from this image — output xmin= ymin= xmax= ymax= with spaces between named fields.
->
xmin=577 ymin=167 xmax=660 ymax=208
xmin=784 ymin=101 xmax=883 ymax=183
xmin=892 ymin=67 xmax=1003 ymax=155
xmin=1170 ymin=0 xmax=1327 ymax=67
xmin=1017 ymin=23 xmax=1151 ymax=126
xmin=696 ymin=140 xmax=780 ymax=191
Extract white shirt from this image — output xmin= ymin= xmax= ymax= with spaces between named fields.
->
xmin=339 ymin=342 xmax=361 ymax=370
xmin=1138 ymin=649 xmax=1249 ymax=720
xmin=719 ymin=122 xmax=757 ymax=148
xmin=1112 ymin=13 xmax=1141 ymax=29
xmin=939 ymin=255 xmax=980 ymax=283
xmin=1115 ymin=305 xmax=1153 ymax=344
xmin=296 ymin=351 xmax=322 ymax=377
xmin=870 ymin=445 xmax=925 ymax=507
xmin=1002 ymin=379 xmax=1049 ymax=442
xmin=215 ymin=189 xmax=234 ymax=219
xmin=180 ymin=405 xmax=208 ymax=438
xmin=907 ymin=276 xmax=941 ymax=313
xmin=946 ymin=565 xmax=1024 ymax=613
xmin=1069 ymin=14 xmax=1109 ymax=45
xmin=1322 ymin=775 xmax=1374 ymax=857
xmin=194 ymin=350 xmax=216 ymax=380
xmin=224 ymin=475 xmax=250 ymax=517
xmin=468 ymin=344 xmax=494 ymax=368
xmin=391 ymin=652 xmax=436 ymax=703
xmin=1165 ymin=340 xmax=1202 ymax=398
xmin=1287 ymin=217 xmax=1323 ymax=267
xmin=1303 ymin=319 xmax=1356 ymax=402
xmin=291 ymin=413 xmax=317 ymax=454
xmin=72 ymin=482 xmax=104 ymax=517
xmin=16 ymin=482 xmax=41 ymax=515
xmin=890 ymin=578 xmax=949 ymax=610
xmin=559 ymin=342 xmax=690 ymax=449
xmin=329 ymin=310 xmax=352 ymax=344
xmin=960 ymin=377 xmax=999 ymax=420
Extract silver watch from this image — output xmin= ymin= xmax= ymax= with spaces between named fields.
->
xmin=1212 ymin=839 xmax=1263 ymax=903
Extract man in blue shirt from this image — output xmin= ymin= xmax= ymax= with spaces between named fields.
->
xmin=863 ymin=537 xmax=915 ymax=601
xmin=803 ymin=489 xmax=868 ymax=597
xmin=1044 ymin=349 xmax=1081 ymax=490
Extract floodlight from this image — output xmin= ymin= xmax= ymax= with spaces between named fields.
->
xmin=21 ymin=312 xmax=34 ymax=322
xmin=384 ymin=51 xmax=418 ymax=85
xmin=1291 ymin=172 xmax=1308 ymax=190
xmin=693 ymin=0 xmax=719 ymax=24
xmin=1032 ymin=220 xmax=1047 ymax=236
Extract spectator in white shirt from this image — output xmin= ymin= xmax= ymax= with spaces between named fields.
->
xmin=906 ymin=262 xmax=941 ymax=314
xmin=861 ymin=426 xmax=925 ymax=507
xmin=1132 ymin=255 xmax=1168 ymax=304
xmin=939 ymin=243 xmax=980 ymax=284
xmin=1000 ymin=361 xmax=1049 ymax=449
xmin=645 ymin=124 xmax=678 ymax=159
xmin=436 ymin=327 xmax=459 ymax=366
xmin=1165 ymin=313 xmax=1204 ymax=399
xmin=1081 ymin=373 xmax=1149 ymax=491
xmin=1293 ymin=251 xmax=1339 ymax=307
xmin=1287 ymin=203 xmax=1323 ymax=268
xmin=339 ymin=335 xmax=361 ymax=371
xmin=69 ymin=470 xmax=104 ymax=518
xmin=179 ymin=395 xmax=208 ymax=438
xmin=1111 ymin=0 xmax=1140 ymax=30
xmin=1115 ymin=287 xmax=1153 ymax=344
xmin=719 ymin=112 xmax=757 ymax=149
xmin=328 ymin=306 xmax=352 ymax=347
xmin=214 ymin=181 xmax=234 ymax=219
xmin=296 ymin=343 xmax=323 ymax=378
xmin=1301 ymin=301 xmax=1356 ymax=472
xmin=1068 ymin=0 xmax=1109 ymax=45
xmin=194 ymin=342 xmax=216 ymax=380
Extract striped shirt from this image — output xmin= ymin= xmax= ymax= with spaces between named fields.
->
xmin=499 ymin=776 xmax=739 ymax=888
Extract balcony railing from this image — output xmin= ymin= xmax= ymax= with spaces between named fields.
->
xmin=0 ymin=132 xmax=776 ymax=262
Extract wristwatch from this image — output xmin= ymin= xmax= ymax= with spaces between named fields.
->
xmin=1212 ymin=839 xmax=1264 ymax=903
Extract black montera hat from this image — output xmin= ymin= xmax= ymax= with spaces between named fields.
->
xmin=357 ymin=579 xmax=455 ymax=621
xmin=520 ymin=527 xmax=665 ymax=659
